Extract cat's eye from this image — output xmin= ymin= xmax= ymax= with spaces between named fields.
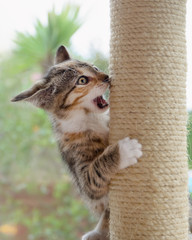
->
xmin=76 ymin=76 xmax=89 ymax=85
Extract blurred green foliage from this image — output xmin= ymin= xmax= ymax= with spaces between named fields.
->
xmin=0 ymin=181 xmax=95 ymax=240
xmin=88 ymin=49 xmax=109 ymax=74
xmin=10 ymin=5 xmax=82 ymax=74
xmin=0 ymin=63 xmax=63 ymax=182
xmin=0 ymin=4 xmax=109 ymax=240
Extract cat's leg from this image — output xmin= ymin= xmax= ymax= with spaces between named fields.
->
xmin=82 ymin=209 xmax=109 ymax=240
xmin=81 ymin=138 xmax=142 ymax=239
xmin=80 ymin=137 xmax=142 ymax=200
xmin=94 ymin=136 xmax=142 ymax=174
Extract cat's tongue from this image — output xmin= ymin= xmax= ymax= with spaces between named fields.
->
xmin=94 ymin=96 xmax=108 ymax=109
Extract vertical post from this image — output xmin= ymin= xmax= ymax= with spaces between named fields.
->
xmin=109 ymin=1 xmax=188 ymax=239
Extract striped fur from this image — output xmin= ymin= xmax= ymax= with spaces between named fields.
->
xmin=12 ymin=46 xmax=142 ymax=240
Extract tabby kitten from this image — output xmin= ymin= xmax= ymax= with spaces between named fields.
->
xmin=12 ymin=46 xmax=142 ymax=240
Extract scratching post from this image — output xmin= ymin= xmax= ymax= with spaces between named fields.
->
xmin=109 ymin=1 xmax=188 ymax=239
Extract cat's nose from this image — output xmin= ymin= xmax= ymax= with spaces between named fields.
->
xmin=102 ymin=74 xmax=110 ymax=83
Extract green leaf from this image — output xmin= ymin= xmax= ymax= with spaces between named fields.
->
xmin=12 ymin=4 xmax=82 ymax=74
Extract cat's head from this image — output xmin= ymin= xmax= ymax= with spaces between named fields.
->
xmin=11 ymin=46 xmax=110 ymax=116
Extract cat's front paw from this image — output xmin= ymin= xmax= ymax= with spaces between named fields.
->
xmin=82 ymin=230 xmax=109 ymax=240
xmin=118 ymin=137 xmax=142 ymax=169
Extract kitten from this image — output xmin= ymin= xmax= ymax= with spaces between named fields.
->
xmin=12 ymin=46 xmax=142 ymax=240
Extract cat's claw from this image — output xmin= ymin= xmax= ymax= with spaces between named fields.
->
xmin=118 ymin=137 xmax=142 ymax=169
xmin=82 ymin=230 xmax=109 ymax=240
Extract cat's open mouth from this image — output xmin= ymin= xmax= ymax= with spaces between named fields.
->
xmin=93 ymin=95 xmax=109 ymax=109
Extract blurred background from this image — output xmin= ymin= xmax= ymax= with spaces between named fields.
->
xmin=0 ymin=0 xmax=191 ymax=239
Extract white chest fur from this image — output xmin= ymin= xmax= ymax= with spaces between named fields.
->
xmin=53 ymin=110 xmax=109 ymax=136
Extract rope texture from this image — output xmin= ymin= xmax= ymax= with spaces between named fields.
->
xmin=109 ymin=1 xmax=188 ymax=239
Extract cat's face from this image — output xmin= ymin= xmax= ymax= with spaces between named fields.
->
xmin=12 ymin=46 xmax=110 ymax=116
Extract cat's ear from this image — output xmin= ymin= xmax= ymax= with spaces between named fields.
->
xmin=11 ymin=80 xmax=52 ymax=109
xmin=11 ymin=80 xmax=46 ymax=102
xmin=55 ymin=45 xmax=70 ymax=64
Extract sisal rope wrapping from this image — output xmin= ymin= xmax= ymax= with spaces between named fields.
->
xmin=109 ymin=0 xmax=188 ymax=239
